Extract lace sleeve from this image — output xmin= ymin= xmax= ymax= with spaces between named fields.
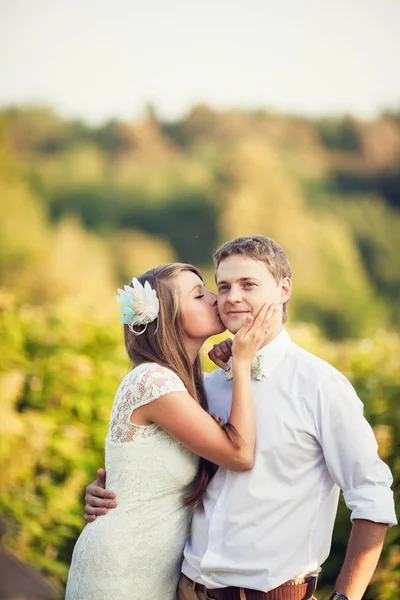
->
xmin=133 ymin=364 xmax=187 ymax=408
xmin=108 ymin=363 xmax=187 ymax=443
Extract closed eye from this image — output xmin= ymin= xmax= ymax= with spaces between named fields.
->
xmin=195 ymin=294 xmax=205 ymax=299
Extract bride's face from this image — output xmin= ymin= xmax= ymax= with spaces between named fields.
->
xmin=176 ymin=270 xmax=226 ymax=340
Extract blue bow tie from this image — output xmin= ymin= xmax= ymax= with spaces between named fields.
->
xmin=225 ymin=354 xmax=264 ymax=381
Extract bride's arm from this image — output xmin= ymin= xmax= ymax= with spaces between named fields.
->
xmin=141 ymin=304 xmax=273 ymax=470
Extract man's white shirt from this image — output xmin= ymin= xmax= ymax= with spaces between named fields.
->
xmin=182 ymin=329 xmax=397 ymax=593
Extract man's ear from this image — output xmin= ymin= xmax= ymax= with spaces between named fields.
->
xmin=280 ymin=277 xmax=292 ymax=304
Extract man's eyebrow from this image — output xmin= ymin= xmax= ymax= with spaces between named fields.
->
xmin=217 ymin=277 xmax=259 ymax=285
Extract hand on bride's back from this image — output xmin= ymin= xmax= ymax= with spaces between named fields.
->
xmin=84 ymin=468 xmax=118 ymax=523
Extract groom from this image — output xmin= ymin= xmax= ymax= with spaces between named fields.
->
xmin=85 ymin=235 xmax=396 ymax=600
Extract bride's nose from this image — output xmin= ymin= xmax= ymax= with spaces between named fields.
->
xmin=207 ymin=290 xmax=218 ymax=305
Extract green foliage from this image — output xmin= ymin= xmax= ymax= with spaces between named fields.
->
xmin=0 ymin=303 xmax=128 ymax=594
xmin=3 ymin=104 xmax=400 ymax=339
xmin=332 ymin=169 xmax=400 ymax=210
xmin=335 ymin=198 xmax=400 ymax=323
xmin=122 ymin=192 xmax=220 ymax=265
xmin=316 ymin=116 xmax=362 ymax=151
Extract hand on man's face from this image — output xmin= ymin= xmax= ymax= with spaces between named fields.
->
xmin=208 ymin=304 xmax=283 ymax=369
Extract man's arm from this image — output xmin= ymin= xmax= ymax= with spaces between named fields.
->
xmin=316 ymin=373 xmax=396 ymax=600
xmin=333 ymin=519 xmax=388 ymax=600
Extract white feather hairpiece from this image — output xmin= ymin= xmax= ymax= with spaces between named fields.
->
xmin=116 ymin=278 xmax=160 ymax=335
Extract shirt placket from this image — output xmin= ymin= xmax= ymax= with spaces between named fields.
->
xmin=199 ymin=469 xmax=232 ymax=581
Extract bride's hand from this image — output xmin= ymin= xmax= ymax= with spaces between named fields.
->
xmin=232 ymin=303 xmax=278 ymax=366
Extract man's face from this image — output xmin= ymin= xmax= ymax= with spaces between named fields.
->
xmin=216 ymin=256 xmax=290 ymax=334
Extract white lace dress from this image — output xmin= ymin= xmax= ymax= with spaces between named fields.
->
xmin=65 ymin=363 xmax=199 ymax=600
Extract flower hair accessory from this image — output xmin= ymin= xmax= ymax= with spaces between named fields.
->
xmin=116 ymin=278 xmax=160 ymax=335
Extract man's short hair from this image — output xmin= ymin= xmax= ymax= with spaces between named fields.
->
xmin=213 ymin=235 xmax=292 ymax=323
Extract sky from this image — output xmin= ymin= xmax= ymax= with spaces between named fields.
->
xmin=1 ymin=0 xmax=399 ymax=124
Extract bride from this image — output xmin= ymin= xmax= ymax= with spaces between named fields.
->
xmin=65 ymin=262 xmax=276 ymax=600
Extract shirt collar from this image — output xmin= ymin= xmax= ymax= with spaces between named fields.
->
xmin=257 ymin=327 xmax=292 ymax=378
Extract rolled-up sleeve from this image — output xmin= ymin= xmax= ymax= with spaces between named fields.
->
xmin=315 ymin=371 xmax=397 ymax=526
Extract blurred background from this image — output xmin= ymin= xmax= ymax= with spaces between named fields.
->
xmin=0 ymin=1 xmax=399 ymax=598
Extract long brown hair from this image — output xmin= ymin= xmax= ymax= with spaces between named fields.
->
xmin=123 ymin=262 xmax=216 ymax=505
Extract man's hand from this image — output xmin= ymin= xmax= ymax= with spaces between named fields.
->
xmin=84 ymin=468 xmax=117 ymax=523
xmin=208 ymin=338 xmax=233 ymax=371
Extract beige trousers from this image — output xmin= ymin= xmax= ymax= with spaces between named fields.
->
xmin=176 ymin=575 xmax=247 ymax=600
xmin=176 ymin=574 xmax=210 ymax=600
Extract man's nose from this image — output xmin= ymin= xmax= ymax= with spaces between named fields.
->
xmin=226 ymin=287 xmax=242 ymax=303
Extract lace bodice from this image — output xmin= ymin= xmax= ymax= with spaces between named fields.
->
xmin=66 ymin=363 xmax=199 ymax=600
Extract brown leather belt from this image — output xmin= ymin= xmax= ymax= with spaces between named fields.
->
xmin=184 ymin=574 xmax=317 ymax=600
